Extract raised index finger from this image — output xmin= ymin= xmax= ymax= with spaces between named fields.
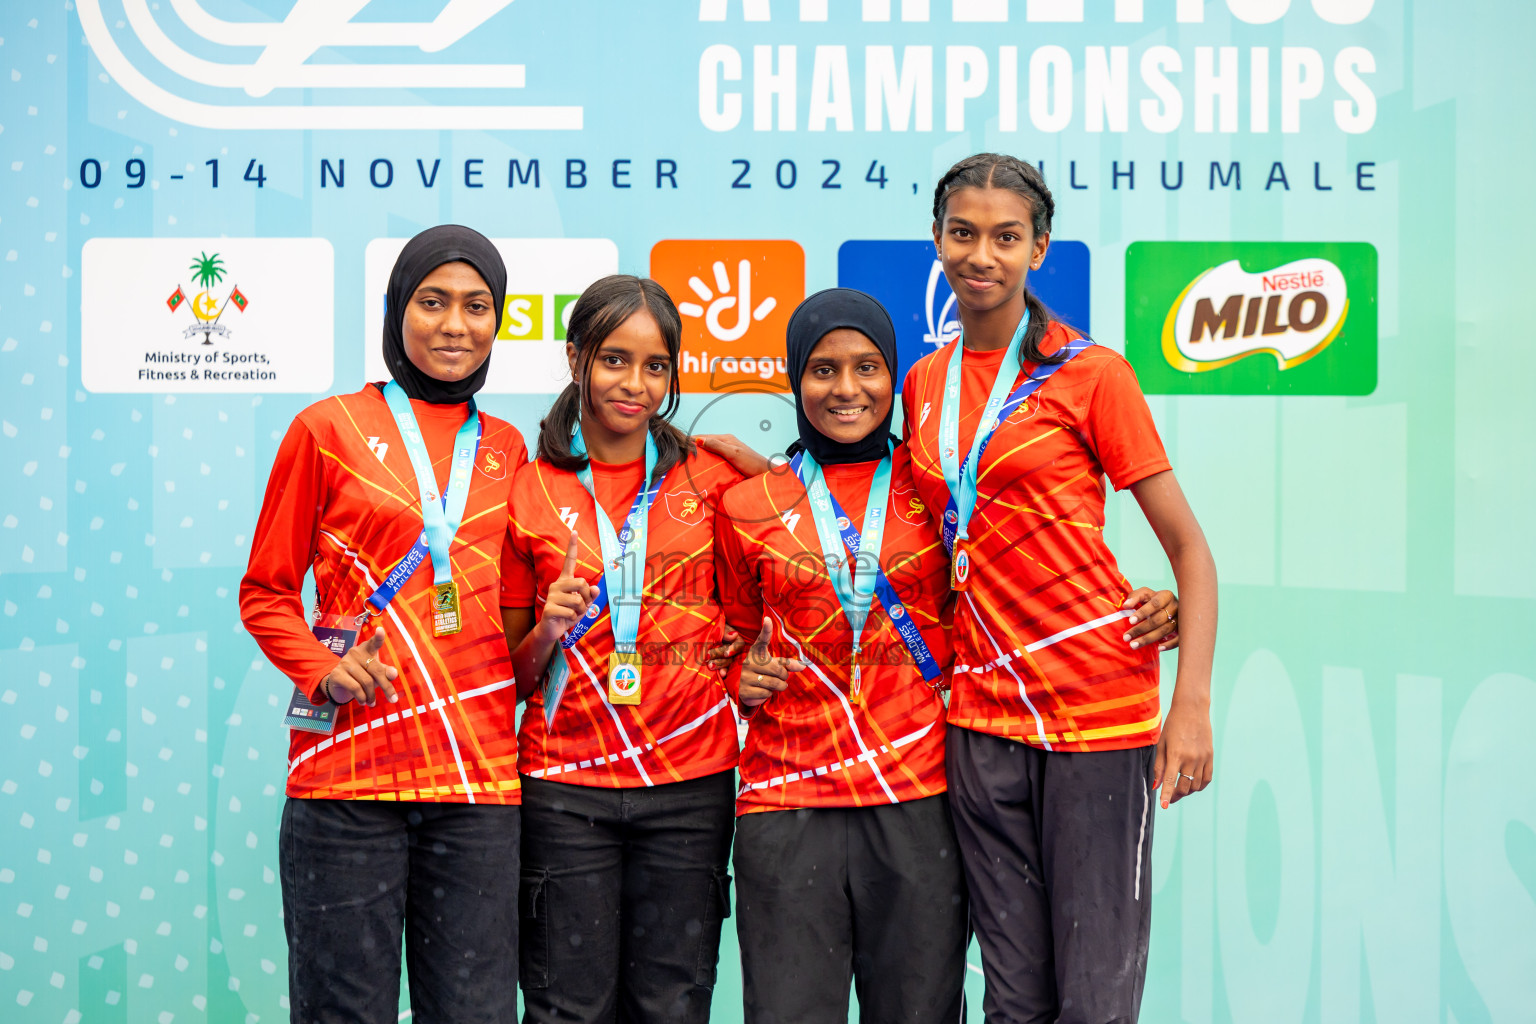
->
xmin=561 ymin=532 xmax=580 ymax=577
xmin=749 ymin=616 xmax=773 ymax=659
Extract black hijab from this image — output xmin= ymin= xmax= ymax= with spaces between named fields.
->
xmin=785 ymin=288 xmax=900 ymax=465
xmin=382 ymin=224 xmax=507 ymax=404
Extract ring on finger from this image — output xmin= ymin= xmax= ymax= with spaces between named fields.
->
xmin=1176 ymin=771 xmax=1195 ymax=785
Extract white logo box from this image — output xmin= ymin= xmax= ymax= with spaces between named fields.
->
xmin=363 ymin=237 xmax=619 ymax=394
xmin=81 ymin=237 xmax=335 ymax=394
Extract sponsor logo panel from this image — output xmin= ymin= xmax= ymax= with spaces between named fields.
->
xmin=81 ymin=237 xmax=334 ymax=393
xmin=836 ymin=239 xmax=1090 ymax=389
xmin=650 ymin=240 xmax=804 ymax=394
xmin=363 ymin=237 xmax=618 ymax=394
xmin=1125 ymin=241 xmax=1377 ymax=395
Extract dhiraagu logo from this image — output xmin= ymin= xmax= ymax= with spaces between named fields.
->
xmin=1126 ymin=242 xmax=1377 ymax=395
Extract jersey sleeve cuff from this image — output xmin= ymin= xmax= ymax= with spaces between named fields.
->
xmin=1110 ymin=459 xmax=1173 ymax=492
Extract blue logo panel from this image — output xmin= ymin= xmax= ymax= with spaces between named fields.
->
xmin=837 ymin=240 xmax=1091 ymax=390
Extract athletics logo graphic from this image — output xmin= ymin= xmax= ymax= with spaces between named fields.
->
xmin=78 ymin=0 xmax=582 ymax=131
xmin=168 ymin=251 xmax=250 ymax=345
xmin=1126 ymin=242 xmax=1377 ymax=396
xmin=609 ymin=661 xmax=641 ymax=700
xmin=837 ymin=241 xmax=1091 ymax=391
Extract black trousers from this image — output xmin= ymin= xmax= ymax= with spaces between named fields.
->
xmin=279 ymin=797 xmax=520 ymax=1024
xmin=734 ymin=796 xmax=968 ymax=1024
xmin=518 ymin=770 xmax=736 ymax=1024
xmin=946 ymin=726 xmax=1157 ymax=1024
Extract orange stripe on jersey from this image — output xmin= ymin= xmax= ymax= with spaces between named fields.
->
xmin=901 ymin=324 xmax=1171 ymax=754
xmin=241 ymin=385 xmax=528 ymax=804
xmin=715 ymin=447 xmax=952 ymax=815
xmin=503 ymin=449 xmax=745 ymax=789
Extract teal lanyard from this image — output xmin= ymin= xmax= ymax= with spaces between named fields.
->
xmin=937 ymin=309 xmax=1030 ymax=547
xmin=381 ymin=380 xmax=479 ymax=587
xmin=796 ymin=446 xmax=893 ymax=692
xmin=570 ymin=424 xmax=661 ymax=655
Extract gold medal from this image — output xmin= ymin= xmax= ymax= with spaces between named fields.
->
xmin=607 ymin=650 xmax=642 ymax=706
xmin=950 ymin=543 xmax=972 ymax=593
xmin=432 ymin=580 xmax=462 ymax=636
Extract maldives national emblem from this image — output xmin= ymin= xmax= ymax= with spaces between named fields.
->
xmin=169 ymin=251 xmax=250 ymax=345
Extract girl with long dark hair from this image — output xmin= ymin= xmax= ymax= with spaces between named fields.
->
xmin=904 ymin=153 xmax=1218 ymax=1022
xmin=500 ymin=274 xmax=764 ymax=1024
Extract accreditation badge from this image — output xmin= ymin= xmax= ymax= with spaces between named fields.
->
xmin=432 ymin=580 xmax=462 ymax=636
xmin=607 ymin=650 xmax=643 ymax=706
xmin=283 ymin=613 xmax=357 ymax=734
xmin=950 ymin=543 xmax=973 ymax=592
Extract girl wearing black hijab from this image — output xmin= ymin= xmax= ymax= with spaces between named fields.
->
xmin=713 ymin=288 xmax=969 ymax=1022
xmin=241 ymin=225 xmax=528 ymax=1022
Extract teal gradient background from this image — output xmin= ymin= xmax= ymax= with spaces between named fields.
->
xmin=2 ymin=1 xmax=1533 ymax=1021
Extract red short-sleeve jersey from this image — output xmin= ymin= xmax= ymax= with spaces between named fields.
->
xmin=902 ymin=322 xmax=1172 ymax=753
xmin=504 ymin=449 xmax=744 ymax=788
xmin=715 ymin=447 xmax=951 ymax=816
xmin=240 ymin=384 xmax=528 ymax=803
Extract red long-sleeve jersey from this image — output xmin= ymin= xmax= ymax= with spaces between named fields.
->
xmin=714 ymin=448 xmax=951 ymax=816
xmin=240 ymin=384 xmax=527 ymax=802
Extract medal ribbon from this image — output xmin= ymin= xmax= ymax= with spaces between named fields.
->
xmin=559 ymin=425 xmax=666 ymax=655
xmin=792 ymin=446 xmax=942 ymax=686
xmin=937 ymin=318 xmax=1094 ymax=554
xmin=371 ymin=381 xmax=481 ymax=611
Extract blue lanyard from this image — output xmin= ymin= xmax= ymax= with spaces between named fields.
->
xmin=792 ymin=447 xmax=942 ymax=689
xmin=367 ymin=381 xmax=481 ymax=611
xmin=936 ymin=319 xmax=1093 ymax=555
xmin=559 ymin=425 xmax=665 ymax=655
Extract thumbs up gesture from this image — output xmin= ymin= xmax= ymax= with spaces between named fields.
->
xmin=536 ymin=532 xmax=596 ymax=644
xmin=738 ymin=616 xmax=806 ymax=708
xmin=324 ymin=628 xmax=399 ymax=708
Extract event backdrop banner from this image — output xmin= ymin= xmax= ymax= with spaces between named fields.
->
xmin=2 ymin=1 xmax=1534 ymax=1022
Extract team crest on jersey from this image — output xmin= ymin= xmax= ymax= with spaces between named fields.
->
xmin=477 ymin=446 xmax=508 ymax=480
xmin=893 ymin=486 xmax=927 ymax=523
xmin=664 ymin=487 xmax=707 ymax=525
xmin=1005 ymin=394 xmax=1043 ymax=424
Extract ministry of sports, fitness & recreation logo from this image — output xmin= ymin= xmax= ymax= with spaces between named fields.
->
xmin=167 ymin=251 xmax=250 ymax=345
xmin=82 ymin=237 xmax=334 ymax=394
xmin=1125 ymin=242 xmax=1377 ymax=396
xmin=78 ymin=0 xmax=582 ymax=131
xmin=837 ymin=240 xmax=1091 ymax=391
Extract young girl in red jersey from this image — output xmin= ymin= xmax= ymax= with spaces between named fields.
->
xmin=712 ymin=288 xmax=1181 ymax=1023
xmin=904 ymin=153 xmax=1219 ymax=1023
xmin=242 ymin=226 xmax=526 ymax=1022
xmin=714 ymin=288 xmax=965 ymax=1021
xmin=501 ymin=275 xmax=765 ymax=1024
